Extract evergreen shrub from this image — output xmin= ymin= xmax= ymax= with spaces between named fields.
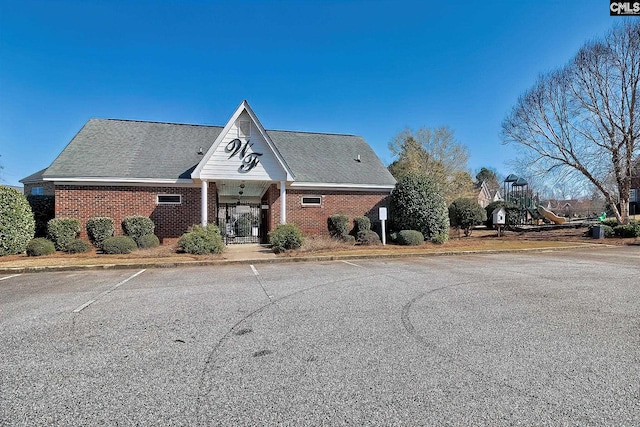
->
xmin=268 ymin=224 xmax=303 ymax=253
xmin=328 ymin=214 xmax=350 ymax=239
xmin=601 ymin=219 xmax=619 ymax=228
xmin=352 ymin=216 xmax=371 ymax=235
xmin=0 ymin=187 xmax=35 ymax=256
xmin=137 ymin=234 xmax=160 ymax=249
xmin=449 ymin=198 xmax=487 ymax=236
xmin=603 ymin=225 xmax=615 ymax=238
xmin=101 ymin=236 xmax=137 ymax=254
xmin=26 ymin=238 xmax=55 ymax=256
xmin=389 ymin=174 xmax=449 ymax=241
xmin=47 ymin=218 xmax=80 ymax=251
xmin=86 ymin=217 xmax=114 ymax=247
xmin=178 ymin=224 xmax=224 ymax=255
xmin=396 ymin=230 xmax=424 ymax=246
xmin=357 ymin=230 xmax=381 ymax=246
xmin=122 ymin=215 xmax=155 ymax=244
xmin=65 ymin=239 xmax=92 ymax=254
xmin=613 ymin=223 xmax=640 ymax=238
xmin=485 ymin=201 xmax=520 ymax=228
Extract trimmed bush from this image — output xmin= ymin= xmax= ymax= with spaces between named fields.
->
xmin=26 ymin=238 xmax=55 ymax=257
xmin=352 ymin=216 xmax=371 ymax=235
xmin=396 ymin=230 xmax=424 ymax=246
xmin=47 ymin=218 xmax=80 ymax=251
xmin=27 ymin=195 xmax=55 ymax=237
xmin=137 ymin=234 xmax=160 ymax=249
xmin=603 ymin=225 xmax=615 ymax=238
xmin=86 ymin=217 xmax=115 ymax=247
xmin=268 ymin=223 xmax=304 ymax=253
xmin=178 ymin=224 xmax=224 ymax=255
xmin=389 ymin=174 xmax=449 ymax=242
xmin=601 ymin=218 xmax=619 ymax=228
xmin=357 ymin=230 xmax=381 ymax=246
xmin=328 ymin=214 xmax=350 ymax=239
xmin=0 ymin=187 xmax=36 ymax=256
xmin=101 ymin=236 xmax=137 ymax=254
xmin=613 ymin=223 xmax=640 ymax=238
xmin=431 ymin=232 xmax=449 ymax=244
xmin=449 ymin=198 xmax=487 ymax=236
xmin=65 ymin=239 xmax=92 ymax=254
xmin=122 ymin=215 xmax=155 ymax=244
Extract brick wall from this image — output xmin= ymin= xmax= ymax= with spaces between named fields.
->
xmin=55 ymin=185 xmax=217 ymax=240
xmin=265 ymin=184 xmax=391 ymax=236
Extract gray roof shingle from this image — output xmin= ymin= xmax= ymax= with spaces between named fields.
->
xmin=42 ymin=118 xmax=396 ymax=186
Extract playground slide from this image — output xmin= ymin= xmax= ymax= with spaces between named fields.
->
xmin=537 ymin=206 xmax=567 ymax=224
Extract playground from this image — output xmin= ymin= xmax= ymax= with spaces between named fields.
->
xmin=499 ymin=174 xmax=609 ymax=230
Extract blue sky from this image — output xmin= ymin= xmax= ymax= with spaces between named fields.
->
xmin=0 ymin=0 xmax=617 ymax=187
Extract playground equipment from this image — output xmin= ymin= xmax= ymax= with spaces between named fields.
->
xmin=502 ymin=174 xmax=577 ymax=225
xmin=537 ymin=205 xmax=567 ymax=224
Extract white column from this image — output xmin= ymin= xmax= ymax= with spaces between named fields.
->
xmin=280 ymin=181 xmax=286 ymax=224
xmin=201 ymin=180 xmax=208 ymax=226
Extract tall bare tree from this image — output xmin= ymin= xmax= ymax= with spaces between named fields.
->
xmin=388 ymin=126 xmax=473 ymax=203
xmin=502 ymin=21 xmax=639 ymax=223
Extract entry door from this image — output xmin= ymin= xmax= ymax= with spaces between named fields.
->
xmin=218 ymin=203 xmax=262 ymax=244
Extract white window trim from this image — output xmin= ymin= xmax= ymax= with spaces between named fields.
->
xmin=301 ymin=195 xmax=322 ymax=207
xmin=157 ymin=194 xmax=182 ymax=205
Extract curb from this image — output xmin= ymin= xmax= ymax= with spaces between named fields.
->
xmin=0 ymin=243 xmax=613 ymax=274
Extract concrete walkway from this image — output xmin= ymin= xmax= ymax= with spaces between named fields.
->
xmin=222 ymin=244 xmax=277 ymax=261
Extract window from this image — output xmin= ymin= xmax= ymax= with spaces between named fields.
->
xmin=301 ymin=196 xmax=322 ymax=206
xmin=237 ymin=120 xmax=251 ymax=138
xmin=31 ymin=187 xmax=44 ymax=195
xmin=631 ymin=189 xmax=638 ymax=203
xmin=157 ymin=194 xmax=182 ymax=205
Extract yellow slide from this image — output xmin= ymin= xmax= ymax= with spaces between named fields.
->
xmin=537 ymin=206 xmax=567 ymax=224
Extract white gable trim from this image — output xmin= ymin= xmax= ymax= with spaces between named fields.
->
xmin=191 ymin=100 xmax=294 ymax=181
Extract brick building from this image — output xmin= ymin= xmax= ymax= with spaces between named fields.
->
xmin=21 ymin=101 xmax=396 ymax=243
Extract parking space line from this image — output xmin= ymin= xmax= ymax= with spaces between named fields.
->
xmin=250 ymin=265 xmax=260 ymax=276
xmin=341 ymin=260 xmax=363 ymax=268
xmin=73 ymin=269 xmax=146 ymax=313
xmin=0 ymin=274 xmax=21 ymax=281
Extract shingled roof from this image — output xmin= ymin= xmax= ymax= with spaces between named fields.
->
xmin=42 ymin=118 xmax=396 ymax=186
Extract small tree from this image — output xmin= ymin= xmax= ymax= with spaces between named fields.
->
xmin=389 ymin=173 xmax=449 ymax=242
xmin=448 ymin=198 xmax=487 ymax=237
xmin=0 ymin=187 xmax=36 ymax=255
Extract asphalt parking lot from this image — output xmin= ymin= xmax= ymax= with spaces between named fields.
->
xmin=1 ymin=247 xmax=639 ymax=426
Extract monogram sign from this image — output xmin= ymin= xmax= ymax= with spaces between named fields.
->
xmin=225 ymin=138 xmax=263 ymax=172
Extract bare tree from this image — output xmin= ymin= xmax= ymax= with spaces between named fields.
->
xmin=502 ymin=21 xmax=639 ymax=223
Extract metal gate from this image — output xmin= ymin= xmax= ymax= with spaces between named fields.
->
xmin=218 ymin=203 xmax=262 ymax=244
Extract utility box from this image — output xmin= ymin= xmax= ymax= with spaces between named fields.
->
xmin=592 ymin=224 xmax=605 ymax=239
xmin=492 ymin=207 xmax=506 ymax=225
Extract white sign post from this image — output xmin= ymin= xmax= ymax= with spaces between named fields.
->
xmin=379 ymin=207 xmax=387 ymax=245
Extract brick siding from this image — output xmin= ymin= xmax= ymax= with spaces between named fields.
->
xmin=265 ymin=184 xmax=391 ymax=236
xmin=55 ymin=185 xmax=217 ymax=240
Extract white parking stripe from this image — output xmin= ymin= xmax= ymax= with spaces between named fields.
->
xmin=341 ymin=261 xmax=363 ymax=268
xmin=73 ymin=269 xmax=146 ymax=313
xmin=0 ymin=274 xmax=21 ymax=281
xmin=250 ymin=265 xmax=260 ymax=276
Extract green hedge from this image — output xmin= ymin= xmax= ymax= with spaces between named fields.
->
xmin=137 ymin=234 xmax=160 ymax=249
xmin=353 ymin=216 xmax=371 ymax=235
xmin=0 ymin=187 xmax=35 ymax=256
xmin=86 ymin=217 xmax=115 ymax=247
xmin=178 ymin=224 xmax=224 ymax=255
xmin=26 ymin=238 xmax=55 ymax=256
xmin=328 ymin=214 xmax=350 ymax=239
xmin=613 ymin=222 xmax=640 ymax=238
xmin=268 ymin=223 xmax=303 ymax=253
xmin=396 ymin=230 xmax=424 ymax=246
xmin=47 ymin=218 xmax=80 ymax=251
xmin=102 ymin=236 xmax=137 ymax=254
xmin=122 ymin=215 xmax=155 ymax=244
xmin=65 ymin=239 xmax=92 ymax=254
